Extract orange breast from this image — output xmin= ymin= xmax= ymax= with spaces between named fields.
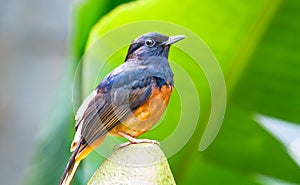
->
xmin=110 ymin=84 xmax=173 ymax=138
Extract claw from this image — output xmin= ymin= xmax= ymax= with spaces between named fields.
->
xmin=130 ymin=138 xmax=160 ymax=146
xmin=114 ymin=132 xmax=160 ymax=151
xmin=113 ymin=142 xmax=132 ymax=151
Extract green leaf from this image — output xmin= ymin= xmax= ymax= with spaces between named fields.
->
xmin=82 ymin=0 xmax=300 ymax=184
xmin=71 ymin=0 xmax=133 ymax=63
xmin=202 ymin=0 xmax=300 ymax=183
xmin=25 ymin=0 xmax=300 ymax=184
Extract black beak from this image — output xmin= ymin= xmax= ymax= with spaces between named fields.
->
xmin=160 ymin=35 xmax=186 ymax=46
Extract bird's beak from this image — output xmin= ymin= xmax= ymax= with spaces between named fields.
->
xmin=160 ymin=35 xmax=186 ymax=46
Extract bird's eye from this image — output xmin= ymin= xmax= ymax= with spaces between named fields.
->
xmin=145 ymin=39 xmax=155 ymax=47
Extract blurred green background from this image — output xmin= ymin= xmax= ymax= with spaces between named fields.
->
xmin=1 ymin=0 xmax=299 ymax=185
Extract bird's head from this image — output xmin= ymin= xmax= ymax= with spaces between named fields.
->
xmin=125 ymin=32 xmax=185 ymax=61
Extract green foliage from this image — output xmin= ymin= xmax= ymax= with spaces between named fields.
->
xmin=24 ymin=0 xmax=300 ymax=184
xmin=22 ymin=0 xmax=132 ymax=185
xmin=71 ymin=0 xmax=132 ymax=62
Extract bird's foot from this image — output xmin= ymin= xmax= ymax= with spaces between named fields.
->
xmin=113 ymin=132 xmax=160 ymax=151
xmin=129 ymin=138 xmax=160 ymax=145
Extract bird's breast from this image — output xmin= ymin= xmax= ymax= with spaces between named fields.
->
xmin=110 ymin=83 xmax=173 ymax=138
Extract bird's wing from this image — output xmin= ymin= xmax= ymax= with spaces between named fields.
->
xmin=74 ymin=90 xmax=98 ymax=129
xmin=73 ymin=76 xmax=154 ymax=152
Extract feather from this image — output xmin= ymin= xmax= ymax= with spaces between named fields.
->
xmin=75 ymin=90 xmax=97 ymax=129
xmin=75 ymin=76 xmax=153 ymax=152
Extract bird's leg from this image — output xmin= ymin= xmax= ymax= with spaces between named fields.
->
xmin=114 ymin=132 xmax=160 ymax=150
xmin=119 ymin=132 xmax=160 ymax=145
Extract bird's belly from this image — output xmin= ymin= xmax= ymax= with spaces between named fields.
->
xmin=110 ymin=85 xmax=173 ymax=138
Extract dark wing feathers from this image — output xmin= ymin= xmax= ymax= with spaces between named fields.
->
xmin=77 ymin=76 xmax=153 ymax=150
xmin=128 ymin=77 xmax=153 ymax=110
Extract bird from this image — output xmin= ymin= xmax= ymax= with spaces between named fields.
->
xmin=59 ymin=32 xmax=186 ymax=185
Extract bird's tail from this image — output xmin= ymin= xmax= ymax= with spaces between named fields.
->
xmin=58 ymin=140 xmax=81 ymax=185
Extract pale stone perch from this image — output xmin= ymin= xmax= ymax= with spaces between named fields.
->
xmin=88 ymin=143 xmax=176 ymax=185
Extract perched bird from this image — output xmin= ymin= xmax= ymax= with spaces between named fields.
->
xmin=59 ymin=32 xmax=185 ymax=185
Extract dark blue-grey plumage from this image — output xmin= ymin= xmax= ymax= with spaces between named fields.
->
xmin=82 ymin=32 xmax=178 ymax=149
xmin=59 ymin=32 xmax=185 ymax=185
xmin=79 ymin=32 xmax=186 ymax=149
xmin=97 ymin=56 xmax=174 ymax=91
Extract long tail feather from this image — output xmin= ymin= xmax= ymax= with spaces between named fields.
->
xmin=59 ymin=140 xmax=82 ymax=185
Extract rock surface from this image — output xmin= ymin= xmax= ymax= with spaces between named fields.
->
xmin=88 ymin=143 xmax=176 ymax=185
